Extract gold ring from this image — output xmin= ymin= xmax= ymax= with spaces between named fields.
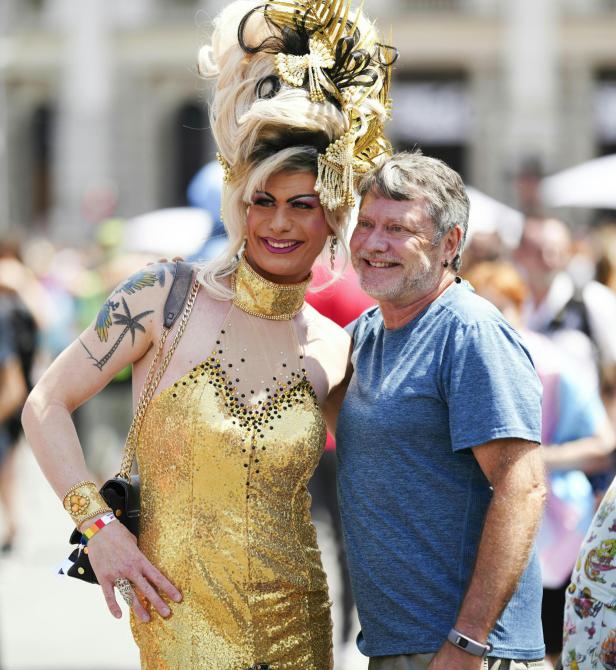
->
xmin=114 ymin=577 xmax=135 ymax=606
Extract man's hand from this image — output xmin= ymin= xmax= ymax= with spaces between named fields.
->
xmin=427 ymin=643 xmax=484 ymax=670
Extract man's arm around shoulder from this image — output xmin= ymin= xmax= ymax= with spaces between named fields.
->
xmin=427 ymin=438 xmax=547 ymax=670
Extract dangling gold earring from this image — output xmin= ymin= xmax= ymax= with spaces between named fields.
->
xmin=329 ymin=236 xmax=338 ymax=271
xmin=216 ymin=152 xmax=232 ymax=184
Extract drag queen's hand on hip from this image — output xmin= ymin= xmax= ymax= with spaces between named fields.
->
xmin=86 ymin=520 xmax=182 ymax=622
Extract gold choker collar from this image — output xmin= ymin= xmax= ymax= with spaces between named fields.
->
xmin=232 ymin=257 xmax=310 ymax=321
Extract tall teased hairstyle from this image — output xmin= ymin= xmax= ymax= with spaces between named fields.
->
xmin=196 ymin=145 xmax=350 ymax=300
xmin=358 ymin=151 xmax=470 ymax=271
xmin=197 ymin=1 xmax=354 ymax=174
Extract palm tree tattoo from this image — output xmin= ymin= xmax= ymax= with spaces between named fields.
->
xmin=80 ymin=298 xmax=153 ymax=371
xmin=94 ymin=267 xmax=166 ymax=342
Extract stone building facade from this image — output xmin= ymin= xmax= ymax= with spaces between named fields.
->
xmin=1 ymin=0 xmax=615 ymax=242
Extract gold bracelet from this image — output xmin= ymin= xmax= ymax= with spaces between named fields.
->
xmin=62 ymin=480 xmax=110 ymax=527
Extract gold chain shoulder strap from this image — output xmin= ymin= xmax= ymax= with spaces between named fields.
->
xmin=117 ymin=278 xmax=200 ymax=479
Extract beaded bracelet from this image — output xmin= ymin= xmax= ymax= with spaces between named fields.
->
xmin=62 ymin=480 xmax=111 ymax=527
xmin=82 ymin=512 xmax=117 ymax=540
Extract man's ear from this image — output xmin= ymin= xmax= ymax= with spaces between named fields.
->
xmin=444 ymin=225 xmax=463 ymax=259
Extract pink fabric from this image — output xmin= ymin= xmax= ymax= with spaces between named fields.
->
xmin=522 ymin=329 xmax=562 ymax=444
xmin=307 ymin=264 xmax=376 ymax=328
xmin=523 ymin=329 xmax=595 ymax=587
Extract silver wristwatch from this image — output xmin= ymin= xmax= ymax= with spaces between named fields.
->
xmin=447 ymin=628 xmax=493 ymax=657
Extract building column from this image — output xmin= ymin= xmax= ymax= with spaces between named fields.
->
xmin=468 ymin=61 xmax=507 ymax=200
xmin=50 ymin=0 xmax=114 ymax=244
xmin=502 ymin=0 xmax=559 ymax=175
xmin=0 ymin=1 xmax=10 ymax=235
xmin=560 ymin=58 xmax=596 ymax=167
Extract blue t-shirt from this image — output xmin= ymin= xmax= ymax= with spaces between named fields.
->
xmin=336 ymin=281 xmax=544 ymax=659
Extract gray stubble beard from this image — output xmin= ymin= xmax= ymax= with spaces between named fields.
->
xmin=354 ymin=257 xmax=437 ymax=304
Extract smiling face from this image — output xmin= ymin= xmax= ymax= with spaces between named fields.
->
xmin=351 ymin=192 xmax=460 ymax=306
xmin=244 ymin=170 xmax=331 ymax=284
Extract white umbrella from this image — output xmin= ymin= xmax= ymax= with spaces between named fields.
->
xmin=122 ymin=207 xmax=213 ymax=257
xmin=540 ymin=154 xmax=616 ymax=209
xmin=465 ymin=186 xmax=524 ymax=249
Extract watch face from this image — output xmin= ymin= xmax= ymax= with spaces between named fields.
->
xmin=456 ymin=636 xmax=469 ymax=648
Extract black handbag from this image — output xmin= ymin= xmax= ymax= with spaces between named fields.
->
xmin=60 ymin=261 xmax=198 ymax=584
xmin=62 ymin=475 xmax=142 ymax=583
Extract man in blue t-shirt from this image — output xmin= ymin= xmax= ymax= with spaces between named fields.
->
xmin=336 ymin=152 xmax=546 ymax=670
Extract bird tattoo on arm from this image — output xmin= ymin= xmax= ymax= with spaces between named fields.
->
xmin=84 ymin=265 xmax=169 ymax=370
xmin=81 ymin=298 xmax=154 ymax=371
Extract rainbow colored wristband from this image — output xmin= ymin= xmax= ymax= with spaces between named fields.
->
xmin=82 ymin=512 xmax=117 ymax=540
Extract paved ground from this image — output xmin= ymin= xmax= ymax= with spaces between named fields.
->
xmin=0 ymin=445 xmax=140 ymax=670
xmin=0 ymin=445 xmax=367 ymax=670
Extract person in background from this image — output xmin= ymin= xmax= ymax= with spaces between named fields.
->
xmin=0 ymin=289 xmax=29 ymax=552
xmin=561 ymin=474 xmax=616 ymax=668
xmin=0 ymin=238 xmax=40 ymax=553
xmin=592 ymin=222 xmax=616 ymax=432
xmin=466 ymin=260 xmax=615 ymax=668
xmin=594 ymin=223 xmax=616 ymax=297
xmin=514 ymin=216 xmax=616 ymax=394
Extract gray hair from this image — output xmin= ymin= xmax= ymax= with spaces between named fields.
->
xmin=357 ymin=151 xmax=470 ymax=271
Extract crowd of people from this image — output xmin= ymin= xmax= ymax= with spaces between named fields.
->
xmin=3 ymin=165 xmax=616 ymax=670
xmin=3 ymin=1 xmax=616 ymax=669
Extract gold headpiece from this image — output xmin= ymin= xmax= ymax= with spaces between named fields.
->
xmin=276 ymin=35 xmax=335 ymax=103
xmin=271 ymin=0 xmax=396 ymax=208
xmin=228 ymin=0 xmax=398 ymax=210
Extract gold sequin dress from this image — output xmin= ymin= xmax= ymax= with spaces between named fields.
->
xmin=132 ymin=259 xmax=333 ymax=670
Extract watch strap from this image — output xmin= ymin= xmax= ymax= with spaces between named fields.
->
xmin=447 ymin=628 xmax=493 ymax=657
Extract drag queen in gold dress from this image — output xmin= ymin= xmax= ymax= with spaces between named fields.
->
xmin=22 ymin=1 xmax=396 ymax=668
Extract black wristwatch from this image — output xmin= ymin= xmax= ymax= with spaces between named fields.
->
xmin=447 ymin=628 xmax=493 ymax=657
